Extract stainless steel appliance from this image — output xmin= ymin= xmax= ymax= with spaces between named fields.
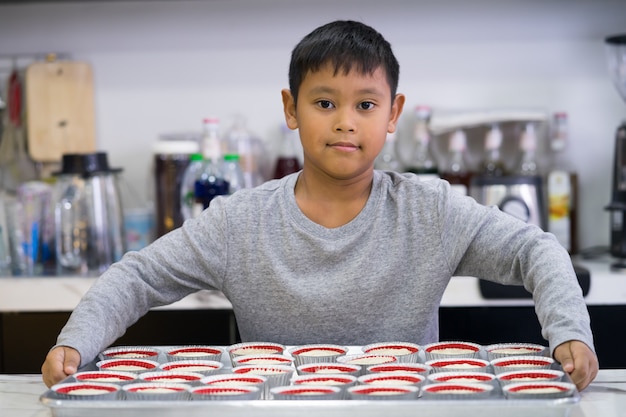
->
xmin=469 ymin=174 xmax=591 ymax=300
xmin=604 ymin=34 xmax=626 ymax=270
xmin=53 ymin=152 xmax=126 ymax=274
xmin=470 ymin=175 xmax=547 ymax=230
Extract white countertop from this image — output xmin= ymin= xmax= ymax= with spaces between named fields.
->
xmin=2 ymin=370 xmax=626 ymax=417
xmin=0 ymin=257 xmax=623 ymax=313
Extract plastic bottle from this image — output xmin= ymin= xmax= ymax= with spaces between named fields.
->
xmin=224 ymin=115 xmax=267 ymax=188
xmin=374 ymin=131 xmax=401 ymax=171
xmin=180 ymin=152 xmax=204 ymax=221
xmin=440 ymin=129 xmax=472 ymax=195
xmin=481 ymin=123 xmax=507 ymax=177
xmin=273 ymin=125 xmax=302 ymax=179
xmin=405 ymin=105 xmax=439 ymax=180
xmin=193 ymin=118 xmax=230 ymax=216
xmin=547 ymin=112 xmax=578 ymax=254
xmin=222 ymin=154 xmax=245 ymax=194
xmin=514 ymin=122 xmax=539 ymax=176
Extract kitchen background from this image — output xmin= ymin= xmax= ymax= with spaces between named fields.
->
xmin=0 ymin=0 xmax=625 ymax=254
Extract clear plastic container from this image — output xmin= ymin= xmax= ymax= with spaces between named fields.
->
xmin=223 ymin=114 xmax=268 ymax=188
xmin=398 ymin=105 xmax=439 ymax=180
xmin=222 ymin=154 xmax=245 ymax=194
xmin=180 ymin=153 xmax=204 ymax=221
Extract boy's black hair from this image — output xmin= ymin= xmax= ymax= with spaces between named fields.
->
xmin=288 ymin=20 xmax=400 ymax=106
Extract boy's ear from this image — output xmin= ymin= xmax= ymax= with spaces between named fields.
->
xmin=388 ymin=93 xmax=406 ymax=133
xmin=281 ymin=89 xmax=298 ymax=129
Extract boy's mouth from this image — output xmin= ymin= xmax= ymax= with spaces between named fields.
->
xmin=328 ymin=141 xmax=360 ymax=152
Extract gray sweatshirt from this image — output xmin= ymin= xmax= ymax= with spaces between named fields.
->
xmin=56 ymin=171 xmax=594 ymax=367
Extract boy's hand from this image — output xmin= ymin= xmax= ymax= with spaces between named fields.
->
xmin=41 ymin=346 xmax=81 ymax=388
xmin=553 ymin=340 xmax=598 ymax=391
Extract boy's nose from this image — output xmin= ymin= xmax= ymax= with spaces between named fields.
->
xmin=333 ymin=108 xmax=357 ymax=133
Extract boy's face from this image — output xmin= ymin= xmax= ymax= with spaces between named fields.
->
xmin=282 ymin=64 xmax=404 ymax=181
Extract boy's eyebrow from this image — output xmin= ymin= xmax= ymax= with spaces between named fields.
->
xmin=308 ymin=86 xmax=385 ymax=97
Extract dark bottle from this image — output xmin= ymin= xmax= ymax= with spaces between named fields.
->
xmin=273 ymin=125 xmax=302 ymax=179
xmin=194 ymin=166 xmax=229 ymax=212
xmin=441 ymin=129 xmax=472 ymax=195
xmin=481 ymin=123 xmax=507 ymax=177
xmin=153 ymin=137 xmax=198 ymax=237
xmin=405 ymin=105 xmax=439 ymax=180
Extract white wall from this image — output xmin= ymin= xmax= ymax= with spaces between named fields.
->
xmin=1 ymin=0 xmax=625 ymax=251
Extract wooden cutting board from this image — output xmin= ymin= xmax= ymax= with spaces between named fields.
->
xmin=25 ymin=59 xmax=97 ymax=163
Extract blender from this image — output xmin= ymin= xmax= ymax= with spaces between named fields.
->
xmin=604 ymin=34 xmax=626 ymax=270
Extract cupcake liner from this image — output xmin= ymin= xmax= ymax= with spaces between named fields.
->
xmin=287 ymin=344 xmax=348 ymax=367
xmin=421 ymin=382 xmax=494 ymax=400
xmin=232 ymin=354 xmax=294 ymax=367
xmin=366 ymin=363 xmax=432 ymax=377
xmin=99 ymin=346 xmax=161 ymax=361
xmin=296 ymin=362 xmax=362 ymax=378
xmin=189 ymin=385 xmax=261 ymax=401
xmin=361 ymin=342 xmax=421 ymax=363
xmin=159 ymin=360 xmax=224 ymax=376
xmin=96 ymin=358 xmax=160 ymax=374
xmin=496 ymin=369 xmax=565 ymax=386
xmin=292 ymin=374 xmax=357 ymax=387
xmin=201 ymin=373 xmax=268 ymax=389
xmin=336 ymin=354 xmax=397 ymax=375
xmin=427 ymin=371 xmax=497 ymax=385
xmin=50 ymin=382 xmax=121 ymax=400
xmin=357 ymin=372 xmax=425 ymax=388
xmin=232 ymin=364 xmax=295 ymax=399
xmin=490 ymin=356 xmax=555 ymax=374
xmin=502 ymin=381 xmax=576 ymax=399
xmin=72 ymin=371 xmax=138 ymax=385
xmin=425 ymin=358 xmax=491 ymax=373
xmin=422 ymin=341 xmax=482 ymax=361
xmin=226 ymin=342 xmax=286 ymax=365
xmin=485 ymin=343 xmax=548 ymax=361
xmin=165 ymin=346 xmax=223 ymax=363
xmin=426 ymin=371 xmax=499 ymax=392
xmin=292 ymin=374 xmax=357 ymax=399
xmin=347 ymin=384 xmax=420 ymax=401
xmin=270 ymin=385 xmax=342 ymax=400
xmin=121 ymin=382 xmax=191 ymax=401
xmin=139 ymin=371 xmax=205 ymax=384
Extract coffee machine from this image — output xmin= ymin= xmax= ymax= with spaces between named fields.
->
xmin=470 ymin=175 xmax=547 ymax=230
xmin=604 ymin=34 xmax=626 ymax=271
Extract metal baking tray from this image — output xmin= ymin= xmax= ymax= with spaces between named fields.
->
xmin=40 ymin=345 xmax=581 ymax=417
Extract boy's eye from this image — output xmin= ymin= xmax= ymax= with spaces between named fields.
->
xmin=359 ymin=101 xmax=375 ymax=110
xmin=317 ymin=100 xmax=334 ymax=109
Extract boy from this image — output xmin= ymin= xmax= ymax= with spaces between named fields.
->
xmin=42 ymin=20 xmax=598 ymax=390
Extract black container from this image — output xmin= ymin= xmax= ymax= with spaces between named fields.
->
xmin=153 ymin=135 xmax=198 ymax=238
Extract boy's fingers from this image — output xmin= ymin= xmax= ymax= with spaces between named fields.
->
xmin=41 ymin=346 xmax=81 ymax=388
xmin=63 ymin=347 xmax=81 ymax=375
xmin=554 ymin=343 xmax=575 ymax=372
xmin=554 ymin=341 xmax=598 ymax=391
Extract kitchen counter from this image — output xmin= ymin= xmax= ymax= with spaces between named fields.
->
xmin=1 ymin=257 xmax=624 ymax=313
xmin=2 ymin=370 xmax=626 ymax=417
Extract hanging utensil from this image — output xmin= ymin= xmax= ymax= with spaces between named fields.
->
xmin=0 ymin=67 xmax=38 ymax=193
